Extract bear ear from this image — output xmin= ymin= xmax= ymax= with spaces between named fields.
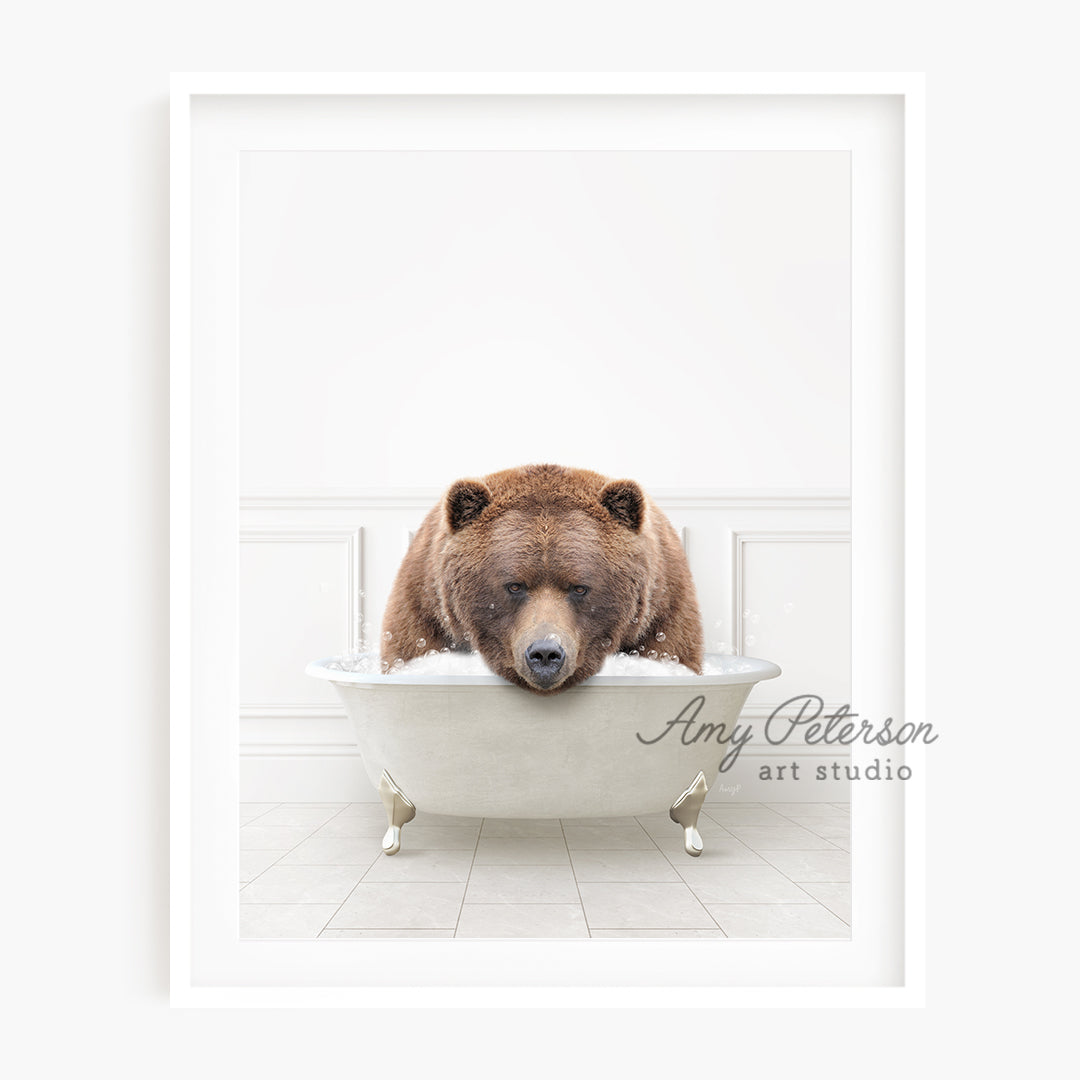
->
xmin=599 ymin=479 xmax=645 ymax=532
xmin=445 ymin=479 xmax=492 ymax=531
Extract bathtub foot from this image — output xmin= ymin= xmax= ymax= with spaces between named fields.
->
xmin=377 ymin=770 xmax=416 ymax=856
xmin=669 ymin=771 xmax=709 ymax=857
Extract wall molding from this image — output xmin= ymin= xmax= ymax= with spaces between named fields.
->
xmin=730 ymin=528 xmax=851 ymax=715
xmin=240 ymin=704 xmax=346 ymax=720
xmin=731 ymin=529 xmax=852 ymax=644
xmin=240 ymin=525 xmax=364 ymax=652
xmin=243 ymin=744 xmax=363 ymax=757
xmin=241 ymin=488 xmax=851 ymax=511
xmin=239 ymin=526 xmax=364 ymax=716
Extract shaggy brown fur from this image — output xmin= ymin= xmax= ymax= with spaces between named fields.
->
xmin=381 ymin=464 xmax=704 ymax=694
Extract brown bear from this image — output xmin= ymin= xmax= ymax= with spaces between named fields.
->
xmin=380 ymin=464 xmax=703 ymax=693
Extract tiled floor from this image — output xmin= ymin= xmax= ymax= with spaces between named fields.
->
xmin=239 ymin=801 xmax=851 ymax=939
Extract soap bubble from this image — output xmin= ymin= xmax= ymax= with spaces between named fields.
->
xmin=337 ymin=652 xmax=382 ymax=675
xmin=389 ymin=652 xmax=495 ymax=676
xmin=647 ymin=650 xmax=658 ymax=660
xmin=596 ymin=654 xmax=694 ymax=677
xmin=656 ymin=632 xmax=666 ymax=642
xmin=383 ymin=631 xmax=393 ymax=641
xmin=416 ymin=638 xmax=426 ymax=648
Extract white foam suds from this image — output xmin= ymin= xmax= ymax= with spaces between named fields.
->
xmin=324 ymin=650 xmax=757 ymax=678
xmin=595 ymin=653 xmax=696 ymax=677
xmin=393 ymin=651 xmax=492 ymax=676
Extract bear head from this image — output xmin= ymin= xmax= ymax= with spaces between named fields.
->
xmin=435 ymin=465 xmax=654 ymax=694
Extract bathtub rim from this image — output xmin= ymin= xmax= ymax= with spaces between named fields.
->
xmin=304 ymin=651 xmax=781 ymax=688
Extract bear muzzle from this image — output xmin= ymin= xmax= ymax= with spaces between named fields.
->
xmin=524 ymin=638 xmax=566 ymax=688
xmin=513 ymin=621 xmax=578 ymax=692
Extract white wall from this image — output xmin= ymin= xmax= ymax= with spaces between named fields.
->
xmin=3 ymin=0 xmax=1072 ymax=1070
xmin=239 ymin=146 xmax=850 ymax=490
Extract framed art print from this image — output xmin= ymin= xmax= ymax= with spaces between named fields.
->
xmin=171 ymin=73 xmax=925 ymax=1006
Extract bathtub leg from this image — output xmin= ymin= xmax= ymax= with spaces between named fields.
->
xmin=669 ymin=771 xmax=709 ymax=857
xmin=377 ymin=770 xmax=416 ymax=856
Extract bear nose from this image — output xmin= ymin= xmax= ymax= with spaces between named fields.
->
xmin=525 ymin=640 xmax=565 ymax=676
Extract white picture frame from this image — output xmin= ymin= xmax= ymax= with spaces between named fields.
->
xmin=171 ymin=72 xmax=925 ymax=1007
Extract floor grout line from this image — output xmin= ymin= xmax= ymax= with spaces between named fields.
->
xmin=452 ymin=818 xmax=485 ymax=937
xmin=291 ymin=803 xmax=384 ymax=935
xmin=639 ymin=816 xmax=727 ymax=931
xmin=239 ymin=819 xmax=341 ymax=892
xmin=240 ymin=803 xmax=853 ymax=937
xmin=457 ymin=902 xmax=597 ymax=907
xmin=562 ymin=818 xmax=591 ymax=938
xmin=237 ymin=801 xmax=285 ymax=828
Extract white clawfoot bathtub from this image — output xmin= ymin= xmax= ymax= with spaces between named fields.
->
xmin=305 ymin=653 xmax=780 ymax=857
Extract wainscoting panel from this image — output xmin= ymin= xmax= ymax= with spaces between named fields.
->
xmin=239 ymin=490 xmax=850 ymax=802
xmin=733 ymin=531 xmax=851 ymax=713
xmin=239 ymin=527 xmax=363 ymax=707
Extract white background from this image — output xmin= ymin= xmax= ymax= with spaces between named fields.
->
xmin=239 ymin=148 xmax=849 ymax=490
xmin=2 ymin=2 xmax=1075 ymax=1077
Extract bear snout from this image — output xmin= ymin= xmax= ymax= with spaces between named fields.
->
xmin=524 ymin=639 xmax=566 ymax=686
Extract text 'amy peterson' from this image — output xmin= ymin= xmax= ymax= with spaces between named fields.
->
xmin=635 ymin=694 xmax=937 ymax=773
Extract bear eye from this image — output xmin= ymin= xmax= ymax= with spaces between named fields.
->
xmin=571 ymin=585 xmax=589 ymax=596
xmin=505 ymin=582 xmax=526 ymax=595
